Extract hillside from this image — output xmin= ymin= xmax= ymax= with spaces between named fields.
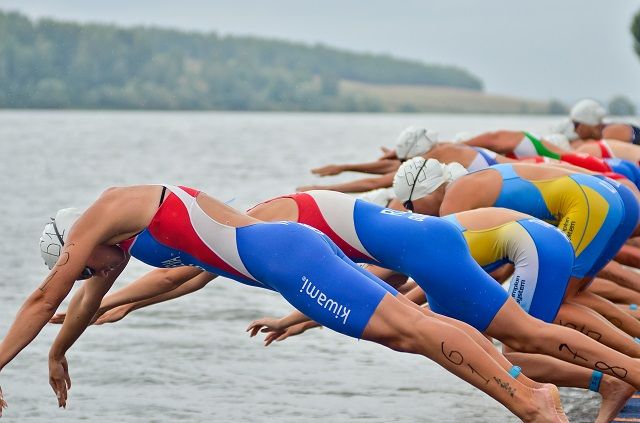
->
xmin=340 ymin=81 xmax=551 ymax=114
xmin=0 ymin=11 xmax=560 ymax=113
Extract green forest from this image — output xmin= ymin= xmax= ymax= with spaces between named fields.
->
xmin=0 ymin=11 xmax=485 ymax=111
xmin=633 ymin=9 xmax=640 ymax=61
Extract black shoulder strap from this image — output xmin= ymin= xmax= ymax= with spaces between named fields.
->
xmin=159 ymin=186 xmax=167 ymax=207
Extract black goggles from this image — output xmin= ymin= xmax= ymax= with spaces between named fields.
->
xmin=51 ymin=218 xmax=95 ymax=280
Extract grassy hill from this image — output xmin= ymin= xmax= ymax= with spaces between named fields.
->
xmin=341 ymin=80 xmax=551 ymax=114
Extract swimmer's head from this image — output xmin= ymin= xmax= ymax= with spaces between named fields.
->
xmin=542 ymin=133 xmax=571 ymax=151
xmin=40 ymin=208 xmax=95 ymax=279
xmin=395 ymin=127 xmax=439 ymax=160
xmin=570 ymin=99 xmax=606 ymax=139
xmin=393 ymin=157 xmax=467 ymax=214
xmin=551 ymin=119 xmax=579 ymax=142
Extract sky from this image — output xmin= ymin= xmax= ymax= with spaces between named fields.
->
xmin=1 ymin=0 xmax=639 ymax=105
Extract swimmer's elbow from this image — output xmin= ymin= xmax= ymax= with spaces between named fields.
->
xmin=26 ymin=290 xmax=64 ymax=315
xmin=157 ymin=269 xmax=185 ymax=290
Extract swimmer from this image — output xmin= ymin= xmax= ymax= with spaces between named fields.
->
xmin=299 ymin=126 xmax=517 ymax=193
xmin=464 ymin=129 xmax=640 ymax=276
xmin=0 ymin=184 xmax=566 ymax=422
xmin=463 ymin=130 xmax=640 ymax=185
xmin=571 ymin=137 xmax=640 ymax=168
xmin=393 ymin=159 xmax=640 ymax=337
xmin=50 ymin=188 xmax=640 ymax=400
xmin=570 ymin=99 xmax=640 ymax=145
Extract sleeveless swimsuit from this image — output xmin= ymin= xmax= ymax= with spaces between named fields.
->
xmin=442 ymin=214 xmax=573 ymax=322
xmin=119 ymin=185 xmax=397 ymax=338
xmin=468 ymin=147 xmax=499 ymax=172
xmin=254 ymin=190 xmax=511 ymax=331
xmin=489 ymin=165 xmax=639 ymax=278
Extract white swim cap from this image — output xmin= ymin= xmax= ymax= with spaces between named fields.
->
xmin=39 ymin=208 xmax=83 ymax=270
xmin=542 ymin=133 xmax=571 ymax=150
xmin=551 ymin=119 xmax=579 ymax=141
xmin=395 ymin=127 xmax=439 ymax=159
xmin=358 ymin=188 xmax=396 ymax=207
xmin=393 ymin=157 xmax=468 ymax=203
xmin=570 ymin=99 xmax=606 ymax=126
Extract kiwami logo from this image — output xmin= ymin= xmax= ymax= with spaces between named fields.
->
xmin=300 ymin=276 xmax=351 ymax=325
xmin=161 ymin=257 xmax=184 ymax=268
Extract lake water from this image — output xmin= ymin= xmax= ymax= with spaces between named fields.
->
xmin=0 ymin=111 xmax=607 ymax=422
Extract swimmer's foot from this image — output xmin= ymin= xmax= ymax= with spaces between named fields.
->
xmin=527 ymin=384 xmax=569 ymax=423
xmin=595 ymin=375 xmax=635 ymax=423
xmin=543 ymin=383 xmax=566 ymax=418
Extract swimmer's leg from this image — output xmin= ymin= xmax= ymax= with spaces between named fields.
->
xmin=423 ymin=307 xmax=544 ymax=390
xmin=503 ymin=350 xmax=635 ymax=423
xmin=627 ymin=237 xmax=640 ymax=249
xmin=361 ymin=294 xmax=566 ymax=422
xmin=615 ymin=244 xmax=640 ymax=269
xmin=588 ymin=277 xmax=640 ymax=305
xmin=554 ymin=301 xmax=640 ymax=357
xmin=241 ymin=223 xmax=567 ymax=422
xmin=334 ymin=250 xmax=546 ymax=390
xmin=620 ymin=306 xmax=640 ymax=320
xmin=597 ymin=260 xmax=640 ymax=292
xmin=571 ymin=289 xmax=640 ymax=337
xmin=485 ymin=298 xmax=640 ymax=389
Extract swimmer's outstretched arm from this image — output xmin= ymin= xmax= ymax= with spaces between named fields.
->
xmin=247 ymin=311 xmax=311 ymax=345
xmin=93 ymin=271 xmax=218 ymax=325
xmin=359 ymin=264 xmax=412 ymax=291
xmin=50 ymin=267 xmax=215 ymax=324
xmin=378 ymin=146 xmax=397 ymax=160
xmin=311 ymin=159 xmax=400 ymax=177
xmin=96 ymin=267 xmax=204 ymax=313
xmin=47 ymin=260 xmax=128 ymax=408
xmin=261 ymin=321 xmax=321 ymax=345
xmin=297 ymin=172 xmax=394 ymax=193
xmin=0 ymin=203 xmax=118 ymax=416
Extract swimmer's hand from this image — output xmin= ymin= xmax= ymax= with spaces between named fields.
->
xmin=263 ymin=321 xmax=321 ymax=346
xmin=48 ymin=355 xmax=71 ymax=409
xmin=311 ymin=165 xmax=343 ymax=177
xmin=50 ymin=310 xmax=103 ymax=326
xmin=246 ymin=317 xmax=287 ymax=346
xmin=94 ymin=305 xmax=132 ymax=325
xmin=295 ymin=185 xmax=319 ymax=192
xmin=379 ymin=147 xmax=397 ymax=160
xmin=0 ymin=386 xmax=7 ymax=417
xmin=49 ymin=312 xmax=67 ymax=324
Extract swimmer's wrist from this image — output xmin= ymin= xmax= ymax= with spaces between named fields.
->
xmin=48 ymin=347 xmax=65 ymax=361
xmin=276 ymin=317 xmax=287 ymax=330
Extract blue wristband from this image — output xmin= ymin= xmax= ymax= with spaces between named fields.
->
xmin=635 ymin=337 xmax=640 ymax=344
xmin=631 ymin=304 xmax=638 ymax=310
xmin=589 ymin=370 xmax=603 ymax=392
xmin=508 ymin=365 xmax=522 ymax=379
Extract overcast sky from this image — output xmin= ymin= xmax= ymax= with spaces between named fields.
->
xmin=2 ymin=0 xmax=639 ymax=105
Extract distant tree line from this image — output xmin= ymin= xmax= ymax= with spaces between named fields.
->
xmin=0 ymin=11 xmax=483 ymax=111
xmin=609 ymin=96 xmax=636 ymax=116
xmin=633 ymin=9 xmax=640 ymax=61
